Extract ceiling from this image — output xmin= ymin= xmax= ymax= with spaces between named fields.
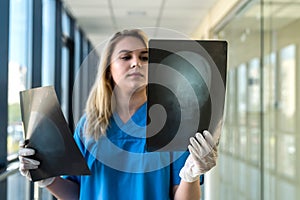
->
xmin=62 ymin=0 xmax=218 ymax=46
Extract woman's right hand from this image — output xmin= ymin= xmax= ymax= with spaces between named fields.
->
xmin=18 ymin=141 xmax=55 ymax=187
xmin=18 ymin=144 xmax=40 ymax=181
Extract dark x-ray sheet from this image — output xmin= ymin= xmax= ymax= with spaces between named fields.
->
xmin=20 ymin=86 xmax=91 ymax=181
xmin=146 ymin=40 xmax=227 ymax=151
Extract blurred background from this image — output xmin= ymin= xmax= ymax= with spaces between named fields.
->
xmin=1 ymin=0 xmax=300 ymax=199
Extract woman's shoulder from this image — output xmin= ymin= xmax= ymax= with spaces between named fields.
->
xmin=73 ymin=114 xmax=87 ymax=136
xmin=77 ymin=114 xmax=87 ymax=127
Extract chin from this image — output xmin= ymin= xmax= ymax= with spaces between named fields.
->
xmin=131 ymin=83 xmax=147 ymax=93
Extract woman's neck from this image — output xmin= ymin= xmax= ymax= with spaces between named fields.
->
xmin=114 ymin=88 xmax=147 ymax=123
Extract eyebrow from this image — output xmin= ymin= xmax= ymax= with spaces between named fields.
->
xmin=118 ymin=50 xmax=148 ymax=54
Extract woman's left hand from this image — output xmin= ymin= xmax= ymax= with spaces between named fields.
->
xmin=179 ymin=130 xmax=218 ymax=182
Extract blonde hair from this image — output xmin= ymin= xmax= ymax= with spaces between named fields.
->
xmin=85 ymin=29 xmax=148 ymax=140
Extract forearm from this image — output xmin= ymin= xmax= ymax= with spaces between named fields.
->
xmin=174 ymin=179 xmax=201 ymax=200
xmin=46 ymin=177 xmax=80 ymax=199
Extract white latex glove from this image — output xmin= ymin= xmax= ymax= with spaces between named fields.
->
xmin=179 ymin=130 xmax=218 ymax=182
xmin=18 ymin=141 xmax=55 ymax=188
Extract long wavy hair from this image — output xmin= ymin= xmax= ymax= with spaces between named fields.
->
xmin=85 ymin=29 xmax=148 ymax=140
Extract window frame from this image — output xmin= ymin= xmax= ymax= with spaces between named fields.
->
xmin=0 ymin=0 xmax=10 ymax=199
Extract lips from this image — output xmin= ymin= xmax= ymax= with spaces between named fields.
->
xmin=127 ymin=72 xmax=143 ymax=77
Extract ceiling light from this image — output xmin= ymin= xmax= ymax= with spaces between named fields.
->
xmin=127 ymin=11 xmax=146 ymax=16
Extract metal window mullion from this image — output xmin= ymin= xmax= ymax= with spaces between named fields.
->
xmin=0 ymin=0 xmax=9 ymax=199
xmin=67 ymin=18 xmax=75 ymax=132
xmin=295 ymin=36 xmax=300 ymax=200
xmin=31 ymin=0 xmax=43 ymax=87
xmin=54 ymin=0 xmax=62 ymax=102
xmin=81 ymin=38 xmax=89 ymax=115
xmin=79 ymin=33 xmax=85 ymax=117
xmin=260 ymin=1 xmax=264 ymax=199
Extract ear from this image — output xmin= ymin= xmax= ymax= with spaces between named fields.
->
xmin=106 ymin=69 xmax=112 ymax=79
xmin=106 ymin=70 xmax=115 ymax=88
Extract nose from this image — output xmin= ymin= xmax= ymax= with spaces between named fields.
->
xmin=130 ymin=62 xmax=142 ymax=68
xmin=130 ymin=56 xmax=142 ymax=68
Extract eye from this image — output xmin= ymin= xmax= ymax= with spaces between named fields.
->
xmin=140 ymin=56 xmax=148 ymax=62
xmin=120 ymin=55 xmax=131 ymax=61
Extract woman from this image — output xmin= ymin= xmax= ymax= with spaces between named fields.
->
xmin=19 ymin=29 xmax=217 ymax=200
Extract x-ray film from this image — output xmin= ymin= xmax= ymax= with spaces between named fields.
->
xmin=146 ymin=40 xmax=227 ymax=151
xmin=20 ymin=86 xmax=91 ymax=181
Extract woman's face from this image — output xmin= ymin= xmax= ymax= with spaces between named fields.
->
xmin=110 ymin=36 xmax=148 ymax=93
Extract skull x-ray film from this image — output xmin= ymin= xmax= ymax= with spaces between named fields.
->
xmin=146 ymin=40 xmax=227 ymax=151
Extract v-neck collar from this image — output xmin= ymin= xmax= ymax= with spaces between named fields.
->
xmin=112 ymin=102 xmax=147 ymax=128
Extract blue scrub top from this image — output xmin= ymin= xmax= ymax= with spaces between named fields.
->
xmin=64 ymin=103 xmax=203 ymax=200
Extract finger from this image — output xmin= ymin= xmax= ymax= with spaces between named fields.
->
xmin=188 ymin=145 xmax=200 ymax=161
xmin=19 ymin=168 xmax=30 ymax=177
xmin=19 ymin=156 xmax=40 ymax=166
xmin=20 ymin=169 xmax=34 ymax=181
xmin=19 ymin=148 xmax=35 ymax=156
xmin=203 ymin=130 xmax=215 ymax=147
xmin=20 ymin=163 xmax=39 ymax=170
xmin=19 ymin=139 xmax=29 ymax=148
xmin=19 ymin=162 xmax=39 ymax=170
xmin=190 ymin=137 xmax=202 ymax=154
xmin=195 ymin=133 xmax=212 ymax=153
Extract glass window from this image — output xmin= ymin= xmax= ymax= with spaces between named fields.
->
xmin=278 ymin=45 xmax=296 ymax=132
xmin=226 ymin=69 xmax=236 ymax=125
xmin=263 ymin=53 xmax=276 ymax=171
xmin=8 ymin=0 xmax=32 ymax=155
xmin=263 ymin=52 xmax=276 ymax=125
xmin=264 ymin=130 xmax=276 ymax=170
xmin=214 ymin=0 xmax=262 ymax=199
xmin=7 ymin=1 xmax=32 ymax=199
xmin=79 ymin=37 xmax=89 ymax=115
xmin=264 ymin=53 xmax=276 ymax=113
xmin=237 ymin=63 xmax=247 ymax=126
xmin=263 ymin=1 xmax=300 ymax=199
xmin=61 ymin=46 xmax=70 ymax=120
xmin=248 ymin=58 xmax=260 ymax=115
xmin=238 ymin=126 xmax=247 ymax=158
xmin=7 ymin=173 xmax=29 ymax=200
xmin=264 ymin=172 xmax=275 ymax=200
xmin=277 ymin=133 xmax=296 ymax=178
xmin=207 ymin=0 xmax=300 ymax=199
xmin=238 ymin=161 xmax=246 ymax=194
xmin=73 ymin=28 xmax=82 ymax=125
xmin=249 ymin=128 xmax=260 ymax=164
xmin=42 ymin=0 xmax=56 ymax=86
xmin=62 ymin=9 xmax=70 ymax=36
xmin=277 ymin=180 xmax=296 ymax=199
xmin=61 ymin=9 xmax=71 ymax=121
xmin=249 ymin=166 xmax=260 ymax=199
